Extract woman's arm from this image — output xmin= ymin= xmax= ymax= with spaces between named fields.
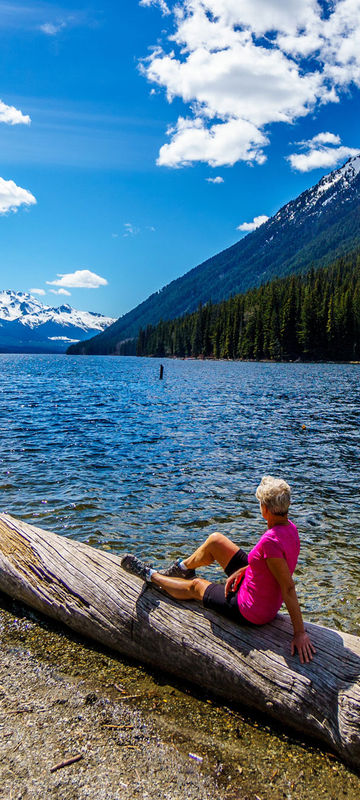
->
xmin=266 ymin=557 xmax=316 ymax=664
xmin=225 ymin=566 xmax=248 ymax=598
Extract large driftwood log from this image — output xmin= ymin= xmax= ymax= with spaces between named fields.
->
xmin=0 ymin=513 xmax=359 ymax=767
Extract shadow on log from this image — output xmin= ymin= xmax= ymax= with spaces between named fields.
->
xmin=0 ymin=513 xmax=359 ymax=768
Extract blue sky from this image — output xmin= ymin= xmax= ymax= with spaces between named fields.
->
xmin=1 ymin=0 xmax=360 ymax=318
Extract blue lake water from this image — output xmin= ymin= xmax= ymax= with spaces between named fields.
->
xmin=1 ymin=354 xmax=359 ymax=634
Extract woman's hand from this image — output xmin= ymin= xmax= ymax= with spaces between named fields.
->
xmin=266 ymin=558 xmax=316 ymax=664
xmin=225 ymin=566 xmax=248 ymax=597
xmin=291 ymin=631 xmax=316 ymax=664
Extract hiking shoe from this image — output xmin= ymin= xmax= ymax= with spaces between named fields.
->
xmin=121 ymin=554 xmax=152 ymax=583
xmin=162 ymin=558 xmax=196 ymax=580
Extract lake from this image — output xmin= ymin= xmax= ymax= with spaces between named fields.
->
xmin=1 ymin=354 xmax=359 ymax=634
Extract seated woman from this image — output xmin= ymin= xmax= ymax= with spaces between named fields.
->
xmin=121 ymin=475 xmax=315 ymax=664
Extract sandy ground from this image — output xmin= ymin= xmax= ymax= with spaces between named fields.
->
xmin=0 ymin=647 xmax=221 ymax=800
xmin=1 ymin=592 xmax=359 ymax=800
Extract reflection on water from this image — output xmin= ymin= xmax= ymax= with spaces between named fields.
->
xmin=0 ymin=354 xmax=359 ymax=633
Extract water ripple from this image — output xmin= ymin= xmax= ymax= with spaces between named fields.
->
xmin=0 ymin=354 xmax=359 ymax=633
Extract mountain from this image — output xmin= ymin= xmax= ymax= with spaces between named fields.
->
xmin=67 ymin=154 xmax=360 ymax=355
xmin=0 ymin=291 xmax=115 ymax=353
xmin=137 ymin=249 xmax=360 ymax=361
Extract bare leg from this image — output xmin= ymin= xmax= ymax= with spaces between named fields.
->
xmin=150 ymin=573 xmax=210 ymax=602
xmin=182 ymin=532 xmax=239 ymax=572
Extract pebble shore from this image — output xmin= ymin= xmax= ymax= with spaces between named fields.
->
xmin=0 ymin=648 xmax=220 ymax=800
xmin=1 ymin=593 xmax=359 ymax=800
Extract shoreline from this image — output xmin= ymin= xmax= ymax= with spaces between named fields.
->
xmin=138 ymin=355 xmax=360 ymax=364
xmin=1 ymin=593 xmax=359 ymax=800
xmin=1 ymin=350 xmax=360 ymax=365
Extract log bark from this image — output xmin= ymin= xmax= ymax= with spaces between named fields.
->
xmin=0 ymin=512 xmax=359 ymax=768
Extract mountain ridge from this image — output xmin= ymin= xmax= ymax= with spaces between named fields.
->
xmin=67 ymin=154 xmax=360 ymax=355
xmin=0 ymin=291 xmax=115 ymax=353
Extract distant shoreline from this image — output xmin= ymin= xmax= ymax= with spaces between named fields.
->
xmin=1 ymin=350 xmax=360 ymax=364
xmin=138 ymin=354 xmax=360 ymax=365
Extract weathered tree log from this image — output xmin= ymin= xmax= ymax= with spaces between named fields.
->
xmin=0 ymin=512 xmax=359 ymax=767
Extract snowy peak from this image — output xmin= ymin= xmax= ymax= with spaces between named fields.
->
xmin=0 ymin=291 xmax=115 ymax=332
xmin=305 ymin=153 xmax=360 ymax=207
xmin=333 ymin=153 xmax=360 ymax=183
xmin=0 ymin=290 xmax=45 ymax=321
xmin=267 ymin=154 xmax=360 ymax=233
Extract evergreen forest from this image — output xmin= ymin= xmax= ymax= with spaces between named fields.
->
xmin=135 ymin=250 xmax=360 ymax=361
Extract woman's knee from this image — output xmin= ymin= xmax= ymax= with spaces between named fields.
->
xmin=189 ymin=577 xmax=208 ymax=600
xmin=204 ymin=532 xmax=238 ymax=569
xmin=206 ymin=532 xmax=229 ymax=549
xmin=206 ymin=532 xmax=235 ymax=554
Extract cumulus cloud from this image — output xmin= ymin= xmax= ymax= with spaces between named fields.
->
xmin=206 ymin=176 xmax=224 ymax=183
xmin=0 ymin=178 xmax=36 ymax=214
xmin=140 ymin=0 xmax=360 ymax=168
xmin=46 ymin=269 xmax=108 ymax=289
xmin=140 ymin=0 xmax=170 ymax=16
xmin=288 ymin=132 xmax=359 ymax=172
xmin=237 ymin=214 xmax=269 ymax=232
xmin=30 ymin=288 xmax=46 ymax=296
xmin=0 ymin=104 xmax=34 ymax=214
xmin=0 ymin=100 xmax=30 ymax=125
xmin=0 ymin=102 xmax=35 ymax=216
xmin=157 ymin=117 xmax=268 ymax=167
xmin=305 ymin=132 xmax=342 ymax=147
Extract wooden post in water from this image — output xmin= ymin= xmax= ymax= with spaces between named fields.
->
xmin=0 ymin=512 xmax=359 ymax=769
xmin=159 ymin=364 xmax=164 ymax=380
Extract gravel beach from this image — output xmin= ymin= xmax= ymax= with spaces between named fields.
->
xmin=0 ymin=648 xmax=220 ymax=800
xmin=1 ymin=592 xmax=359 ymax=800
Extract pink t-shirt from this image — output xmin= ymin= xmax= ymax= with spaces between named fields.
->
xmin=237 ymin=520 xmax=300 ymax=625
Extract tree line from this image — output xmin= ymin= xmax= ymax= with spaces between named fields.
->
xmin=135 ymin=250 xmax=360 ymax=361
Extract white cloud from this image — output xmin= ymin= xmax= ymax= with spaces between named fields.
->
xmin=46 ymin=269 xmax=108 ymax=289
xmin=306 ymin=132 xmax=342 ymax=147
xmin=157 ymin=117 xmax=268 ymax=167
xmin=30 ymin=288 xmax=46 ymax=296
xmin=0 ymin=105 xmax=34 ymax=214
xmin=39 ymin=21 xmax=67 ymax=36
xmin=0 ymin=100 xmax=30 ymax=125
xmin=288 ymin=132 xmax=359 ymax=172
xmin=237 ymin=214 xmax=269 ymax=232
xmin=112 ymin=232 xmax=119 ymax=238
xmin=140 ymin=0 xmax=170 ymax=16
xmin=206 ymin=176 xmax=224 ymax=183
xmin=0 ymin=177 xmax=36 ymax=214
xmin=49 ymin=288 xmax=71 ymax=296
xmin=140 ymin=0 xmax=360 ymax=168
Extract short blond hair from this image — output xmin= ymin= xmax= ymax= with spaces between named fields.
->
xmin=255 ymin=475 xmax=291 ymax=515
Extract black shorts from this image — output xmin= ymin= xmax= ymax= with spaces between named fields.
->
xmin=202 ymin=548 xmax=253 ymax=625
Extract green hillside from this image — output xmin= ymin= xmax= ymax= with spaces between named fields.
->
xmin=137 ymin=250 xmax=360 ymax=362
xmin=67 ymin=157 xmax=360 ymax=356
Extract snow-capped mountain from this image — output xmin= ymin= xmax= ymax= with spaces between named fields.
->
xmin=0 ymin=291 xmax=115 ymax=352
xmin=267 ymin=153 xmax=360 ymax=230
xmin=69 ymin=153 xmax=360 ymax=355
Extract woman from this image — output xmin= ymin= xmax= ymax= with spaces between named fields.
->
xmin=121 ymin=475 xmax=316 ymax=664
